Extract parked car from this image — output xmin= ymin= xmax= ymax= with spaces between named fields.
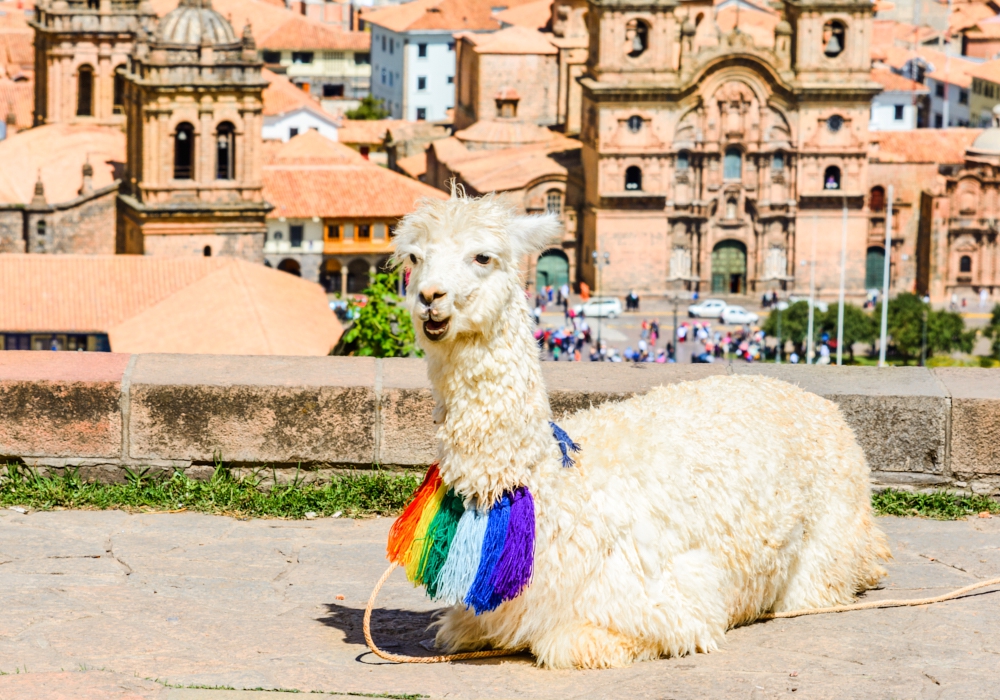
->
xmin=787 ymin=295 xmax=829 ymax=313
xmin=720 ymin=306 xmax=760 ymax=325
xmin=573 ymin=297 xmax=623 ymax=318
xmin=687 ymin=298 xmax=728 ymax=318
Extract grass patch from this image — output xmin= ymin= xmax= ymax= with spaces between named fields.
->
xmin=872 ymin=488 xmax=1000 ymax=520
xmin=0 ymin=463 xmax=420 ymax=519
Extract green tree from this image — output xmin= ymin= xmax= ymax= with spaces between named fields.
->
xmin=876 ymin=293 xmax=973 ymax=363
xmin=344 ymin=95 xmax=390 ymax=120
xmin=762 ymin=301 xmax=813 ymax=356
xmin=339 ymin=270 xmax=421 ymax=358
xmin=984 ymin=303 xmax=1000 ymax=359
xmin=817 ymin=303 xmax=876 ymax=362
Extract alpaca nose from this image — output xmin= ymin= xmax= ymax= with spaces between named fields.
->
xmin=418 ymin=287 xmax=447 ymax=307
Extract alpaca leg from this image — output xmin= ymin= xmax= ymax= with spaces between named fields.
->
xmin=433 ymin=606 xmax=491 ymax=652
xmin=531 ymin=623 xmax=651 ymax=669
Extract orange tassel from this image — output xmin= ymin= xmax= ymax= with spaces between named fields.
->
xmin=387 ymin=463 xmax=441 ymax=565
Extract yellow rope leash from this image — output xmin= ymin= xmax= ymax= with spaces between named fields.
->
xmin=363 ymin=563 xmax=1000 ymax=664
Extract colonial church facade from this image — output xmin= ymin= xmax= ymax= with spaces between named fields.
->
xmin=578 ymin=0 xmax=881 ymax=297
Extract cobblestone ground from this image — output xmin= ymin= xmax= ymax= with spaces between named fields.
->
xmin=0 ymin=509 xmax=997 ymax=700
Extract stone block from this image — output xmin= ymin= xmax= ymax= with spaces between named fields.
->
xmin=543 ymin=363 xmax=727 ymax=419
xmin=128 ymin=354 xmax=376 ymax=464
xmin=933 ymin=368 xmax=1000 ymax=476
xmin=378 ymin=358 xmax=435 ymax=467
xmin=731 ymin=365 xmax=949 ymax=475
xmin=0 ymin=352 xmax=129 ymax=460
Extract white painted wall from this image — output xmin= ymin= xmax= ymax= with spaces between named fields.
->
xmin=265 ymin=218 xmax=326 ymax=254
xmin=926 ymin=77 xmax=972 ymax=127
xmin=870 ymin=92 xmax=922 ymax=131
xmin=369 ymin=22 xmax=458 ymax=121
xmin=262 ymin=109 xmax=340 ymax=142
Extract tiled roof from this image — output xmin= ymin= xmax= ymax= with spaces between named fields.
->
xmin=870 ymin=129 xmax=983 ymax=164
xmin=152 ymin=0 xmax=368 ymax=52
xmin=0 ymin=75 xmax=32 ymax=129
xmin=880 ymin=45 xmax=977 ymax=87
xmin=0 ymin=2 xmax=30 ymax=29
xmin=396 ymin=152 xmax=428 ymax=179
xmin=263 ymin=157 xmax=447 ymax=219
xmin=461 ymin=24 xmax=556 ymax=54
xmin=0 ymin=123 xmax=125 ymax=205
xmin=262 ymin=67 xmax=326 ymax=117
xmin=338 ymin=118 xmax=410 ymax=145
xmin=455 ymin=118 xmax=560 ymax=146
xmin=0 ymin=28 xmax=32 ymax=76
xmin=951 ymin=2 xmax=997 ymax=32
xmin=262 ymin=129 xmax=369 ymax=165
xmin=363 ymin=0 xmax=539 ymax=33
xmin=871 ymin=68 xmax=928 ymax=92
xmin=967 ymin=57 xmax=1000 ymax=84
xmin=0 ymin=255 xmax=342 ymax=355
xmin=964 ymin=14 xmax=1000 ymax=37
xmin=494 ymin=0 xmax=551 ymax=30
xmin=433 ymin=134 xmax=578 ymax=192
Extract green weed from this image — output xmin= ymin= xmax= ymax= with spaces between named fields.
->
xmin=872 ymin=488 xmax=1000 ymax=520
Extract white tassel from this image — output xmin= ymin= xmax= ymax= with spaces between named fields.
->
xmin=434 ymin=507 xmax=489 ymax=605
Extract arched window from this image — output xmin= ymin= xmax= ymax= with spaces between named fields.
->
xmin=823 ymin=20 xmax=846 ymax=58
xmin=724 ymin=147 xmax=742 ymax=180
xmin=772 ymin=151 xmax=784 ymax=171
xmin=37 ymin=219 xmax=46 ymax=239
xmin=824 ymin=166 xmax=841 ymax=190
xmin=77 ymin=65 xmax=94 ymax=117
xmin=174 ymin=122 xmax=194 ymax=179
xmin=546 ymin=189 xmax=563 ymax=216
xmin=625 ymin=165 xmax=642 ymax=191
xmin=625 ymin=19 xmax=649 ymax=57
xmin=627 ymin=115 xmax=643 ymax=133
xmin=203 ymin=245 xmax=212 ymax=257
xmin=870 ymin=186 xmax=885 ymax=211
xmin=216 ymin=122 xmax=235 ymax=180
xmin=960 ymin=255 xmax=973 ymax=273
xmin=677 ymin=151 xmax=690 ymax=170
xmin=113 ymin=70 xmax=125 ymax=115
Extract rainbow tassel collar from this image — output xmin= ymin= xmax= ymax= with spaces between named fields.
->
xmin=386 ymin=423 xmax=578 ymax=614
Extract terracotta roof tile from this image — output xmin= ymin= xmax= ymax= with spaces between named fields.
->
xmin=396 ymin=152 xmax=428 ymax=179
xmin=871 ymin=68 xmax=928 ymax=92
xmin=967 ymin=57 xmax=1000 ymax=83
xmin=338 ymin=118 xmax=410 ymax=145
xmin=0 ymin=255 xmax=342 ymax=355
xmin=262 ymin=129 xmax=369 ymax=165
xmin=0 ymin=2 xmax=30 ymax=29
xmin=0 ymin=28 xmax=32 ymax=76
xmin=880 ymin=45 xmax=977 ymax=87
xmin=870 ymin=129 xmax=983 ymax=164
xmin=0 ymin=123 xmax=124 ymax=205
xmin=494 ymin=0 xmax=551 ymax=30
xmin=454 ymin=118 xmax=560 ymax=146
xmin=363 ymin=0 xmax=540 ymax=33
xmin=462 ymin=24 xmax=556 ymax=54
xmin=262 ymin=67 xmax=326 ymax=117
xmin=263 ymin=160 xmax=447 ymax=219
xmin=951 ymin=2 xmax=997 ymax=32
xmin=0 ymin=75 xmax=32 ymax=128
xmin=432 ymin=134 xmax=578 ymax=192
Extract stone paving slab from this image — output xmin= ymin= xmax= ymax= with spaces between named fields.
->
xmin=0 ymin=509 xmax=998 ymax=700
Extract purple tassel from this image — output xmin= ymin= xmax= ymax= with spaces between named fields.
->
xmin=489 ymin=486 xmax=535 ymax=606
xmin=465 ymin=493 xmax=511 ymax=614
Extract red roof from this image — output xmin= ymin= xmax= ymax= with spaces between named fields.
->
xmin=494 ymin=0 xmax=551 ymax=30
xmin=967 ymin=57 xmax=1000 ymax=84
xmin=363 ymin=0 xmax=540 ymax=33
xmin=870 ymin=129 xmax=983 ymax=164
xmin=262 ymin=67 xmax=326 ymax=117
xmin=0 ymin=255 xmax=343 ymax=355
xmin=262 ymin=129 xmax=369 ymax=166
xmin=461 ymin=24 xmax=556 ymax=54
xmin=870 ymin=68 xmax=927 ymax=92
xmin=338 ymin=118 xmax=411 ymax=146
xmin=0 ymin=75 xmax=32 ymax=129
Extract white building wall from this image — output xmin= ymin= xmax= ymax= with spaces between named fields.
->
xmin=404 ymin=32 xmax=456 ymax=121
xmin=265 ymin=218 xmax=326 ymax=254
xmin=262 ymin=110 xmax=340 ymax=142
xmin=869 ymin=93 xmax=921 ymax=131
xmin=927 ymin=77 xmax=972 ymax=127
xmin=370 ymin=25 xmax=406 ymax=116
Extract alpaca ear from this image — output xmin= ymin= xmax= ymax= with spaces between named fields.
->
xmin=511 ymin=214 xmax=562 ymax=259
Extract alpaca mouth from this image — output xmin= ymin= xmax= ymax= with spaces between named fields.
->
xmin=423 ymin=317 xmax=451 ymax=340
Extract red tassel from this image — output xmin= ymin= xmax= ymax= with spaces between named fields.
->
xmin=387 ymin=463 xmax=441 ymax=564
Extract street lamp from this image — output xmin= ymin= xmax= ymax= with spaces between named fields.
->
xmin=592 ymin=250 xmax=610 ymax=356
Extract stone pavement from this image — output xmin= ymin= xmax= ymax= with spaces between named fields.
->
xmin=0 ymin=509 xmax=998 ymax=700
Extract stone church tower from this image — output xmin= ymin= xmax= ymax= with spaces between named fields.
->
xmin=116 ymin=0 xmax=271 ymax=259
xmin=579 ymin=0 xmax=880 ymax=296
xmin=31 ymin=0 xmax=157 ymax=125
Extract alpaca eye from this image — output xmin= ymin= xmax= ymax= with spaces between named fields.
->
xmin=409 ymin=254 xmax=418 ymax=264
xmin=475 ymin=254 xmax=491 ymax=265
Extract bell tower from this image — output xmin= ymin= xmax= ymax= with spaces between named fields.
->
xmin=116 ymin=0 xmax=271 ymax=259
xmin=785 ymin=0 xmax=873 ymax=84
xmin=30 ymin=0 xmax=156 ymax=125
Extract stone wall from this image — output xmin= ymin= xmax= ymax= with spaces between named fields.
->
xmin=0 ymin=208 xmax=25 ymax=252
xmin=1 ymin=351 xmax=998 ymax=493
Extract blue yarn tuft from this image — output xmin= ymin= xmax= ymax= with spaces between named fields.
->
xmin=550 ymin=421 xmax=581 ymax=468
xmin=465 ymin=494 xmax=512 ymax=614
xmin=433 ymin=507 xmax=489 ymax=605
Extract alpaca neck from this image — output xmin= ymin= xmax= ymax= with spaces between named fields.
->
xmin=427 ymin=290 xmax=553 ymax=505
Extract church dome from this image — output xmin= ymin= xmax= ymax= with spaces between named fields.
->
xmin=775 ymin=20 xmax=792 ymax=36
xmin=969 ymin=105 xmax=1000 ymax=156
xmin=157 ymin=0 xmax=237 ymax=46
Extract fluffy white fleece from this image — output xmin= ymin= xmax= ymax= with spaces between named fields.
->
xmin=391 ymin=191 xmax=891 ymax=670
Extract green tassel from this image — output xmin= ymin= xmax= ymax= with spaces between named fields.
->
xmin=421 ymin=489 xmax=465 ymax=596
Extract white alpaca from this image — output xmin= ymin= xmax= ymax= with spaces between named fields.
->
xmin=391 ymin=191 xmax=890 ymax=669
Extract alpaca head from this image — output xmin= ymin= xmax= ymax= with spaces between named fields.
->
xmin=392 ymin=190 xmax=562 ymax=349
